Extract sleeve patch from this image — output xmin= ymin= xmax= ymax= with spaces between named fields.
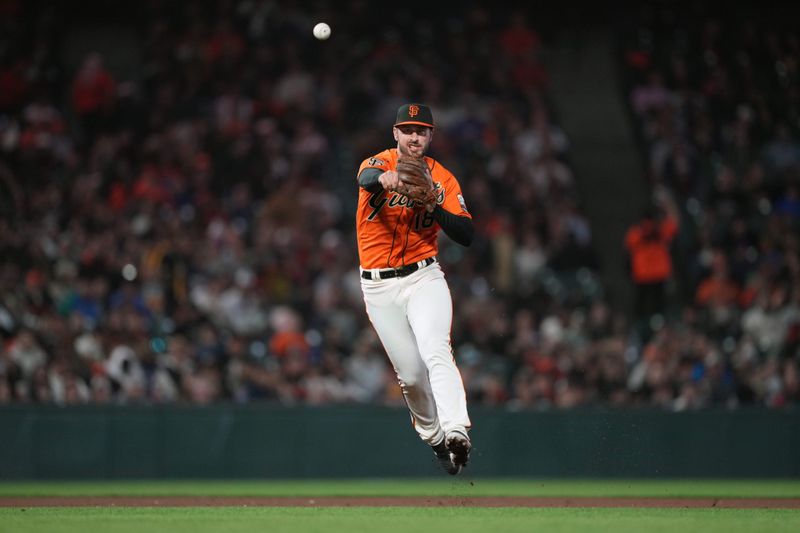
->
xmin=457 ymin=194 xmax=468 ymax=213
xmin=368 ymin=157 xmax=386 ymax=167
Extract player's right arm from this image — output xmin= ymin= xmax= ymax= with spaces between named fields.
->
xmin=358 ymin=168 xmax=400 ymax=193
xmin=358 ymin=168 xmax=383 ymax=193
xmin=358 ymin=152 xmax=398 ymax=193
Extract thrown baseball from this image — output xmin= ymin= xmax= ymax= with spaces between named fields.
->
xmin=313 ymin=22 xmax=331 ymax=40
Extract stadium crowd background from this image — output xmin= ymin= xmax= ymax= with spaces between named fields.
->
xmin=0 ymin=1 xmax=798 ymax=409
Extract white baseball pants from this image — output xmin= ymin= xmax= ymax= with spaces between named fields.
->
xmin=360 ymin=261 xmax=471 ymax=445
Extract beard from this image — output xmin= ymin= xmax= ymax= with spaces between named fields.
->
xmin=400 ymin=142 xmax=426 ymax=157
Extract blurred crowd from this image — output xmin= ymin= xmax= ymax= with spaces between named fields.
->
xmin=0 ymin=0 xmax=797 ymax=409
xmin=621 ymin=2 xmax=800 ymax=408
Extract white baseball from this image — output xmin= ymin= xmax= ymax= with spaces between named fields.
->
xmin=313 ymin=22 xmax=331 ymax=40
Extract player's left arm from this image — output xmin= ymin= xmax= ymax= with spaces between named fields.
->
xmin=434 ymin=170 xmax=473 ymax=247
xmin=433 ymin=205 xmax=473 ymax=247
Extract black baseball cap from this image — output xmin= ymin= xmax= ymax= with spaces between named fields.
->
xmin=394 ymin=103 xmax=434 ymax=128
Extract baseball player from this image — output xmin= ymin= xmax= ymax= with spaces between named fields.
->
xmin=355 ymin=103 xmax=473 ymax=475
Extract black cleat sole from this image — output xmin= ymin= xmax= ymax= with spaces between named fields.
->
xmin=446 ymin=433 xmax=471 ymax=468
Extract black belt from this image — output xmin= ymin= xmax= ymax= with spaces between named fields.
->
xmin=361 ymin=257 xmax=436 ymax=280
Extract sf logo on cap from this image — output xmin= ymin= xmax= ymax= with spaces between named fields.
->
xmin=408 ymin=105 xmax=419 ymax=117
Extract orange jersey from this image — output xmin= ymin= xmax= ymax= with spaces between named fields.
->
xmin=356 ymin=148 xmax=471 ymax=269
xmin=624 ymin=216 xmax=678 ymax=284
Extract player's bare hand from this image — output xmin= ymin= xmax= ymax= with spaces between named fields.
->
xmin=379 ymin=171 xmax=400 ymax=192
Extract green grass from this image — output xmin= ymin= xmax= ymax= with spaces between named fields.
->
xmin=1 ymin=507 xmax=798 ymax=533
xmin=1 ymin=478 xmax=799 ymax=498
xmin=1 ymin=480 xmax=798 ymax=533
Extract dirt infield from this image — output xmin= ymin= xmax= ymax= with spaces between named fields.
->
xmin=2 ymin=496 xmax=799 ymax=508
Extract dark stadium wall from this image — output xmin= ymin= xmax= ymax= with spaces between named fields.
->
xmin=1 ymin=405 xmax=797 ymax=479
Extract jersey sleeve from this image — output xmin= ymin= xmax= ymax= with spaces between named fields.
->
xmin=357 ymin=152 xmax=391 ymax=178
xmin=439 ymin=169 xmax=472 ymax=219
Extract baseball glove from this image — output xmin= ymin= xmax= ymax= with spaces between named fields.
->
xmin=395 ymin=154 xmax=436 ymax=208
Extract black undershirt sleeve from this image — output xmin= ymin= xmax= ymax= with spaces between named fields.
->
xmin=358 ymin=167 xmax=383 ymax=193
xmin=433 ymin=205 xmax=474 ymax=247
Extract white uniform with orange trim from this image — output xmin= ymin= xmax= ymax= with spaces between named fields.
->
xmin=356 ymin=148 xmax=471 ymax=446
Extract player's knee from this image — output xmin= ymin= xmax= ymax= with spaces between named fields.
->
xmin=398 ymin=372 xmax=426 ymax=390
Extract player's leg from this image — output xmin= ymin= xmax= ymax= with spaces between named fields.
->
xmin=405 ymin=266 xmax=471 ymax=437
xmin=361 ymin=282 xmax=445 ymax=445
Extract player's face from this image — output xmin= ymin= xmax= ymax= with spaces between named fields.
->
xmin=394 ymin=125 xmax=433 ymax=157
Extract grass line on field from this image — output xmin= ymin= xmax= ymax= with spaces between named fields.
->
xmin=1 ymin=507 xmax=800 ymax=533
xmin=0 ymin=479 xmax=799 ymax=498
